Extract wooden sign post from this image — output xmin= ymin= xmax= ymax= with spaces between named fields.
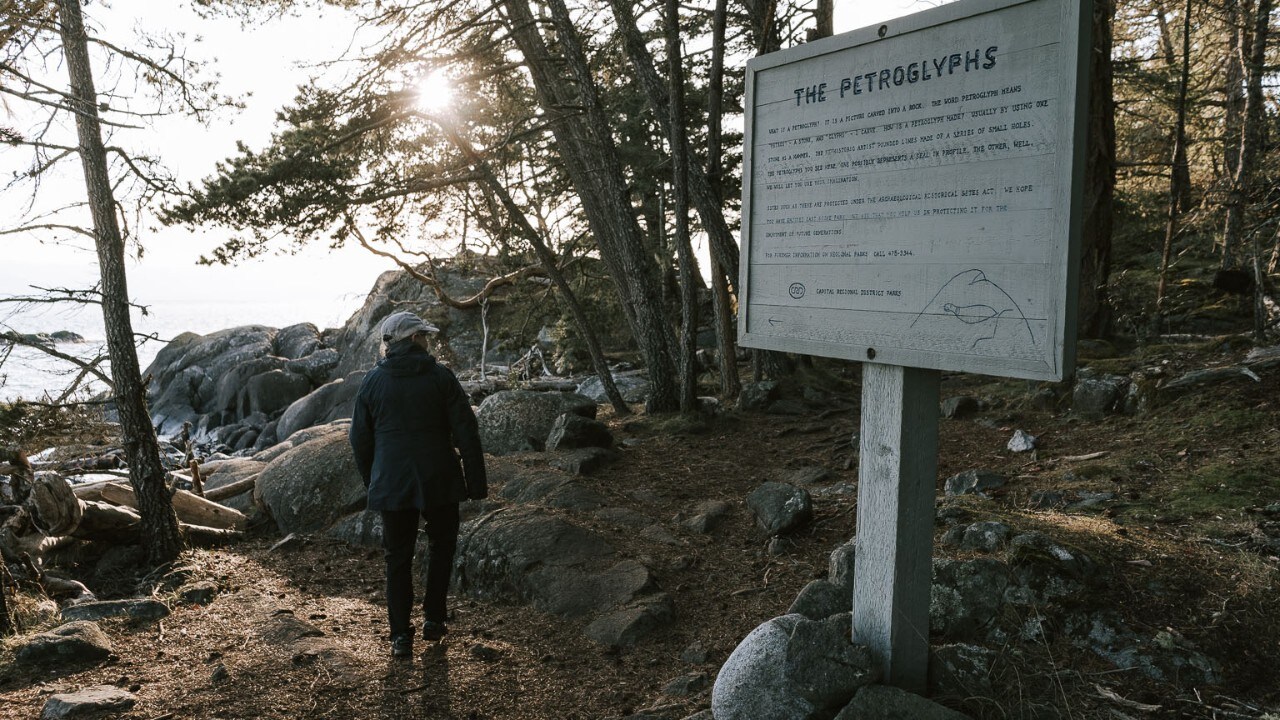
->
xmin=853 ymin=364 xmax=939 ymax=692
xmin=738 ymin=0 xmax=1089 ymax=691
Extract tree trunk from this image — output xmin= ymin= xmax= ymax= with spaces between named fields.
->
xmin=1153 ymin=0 xmax=1193 ymax=212
xmin=499 ymin=0 xmax=681 ymax=411
xmin=607 ymin=0 xmax=742 ymax=398
xmin=1220 ymin=0 xmax=1271 ymax=272
xmin=56 ymin=0 xmax=184 ymax=565
xmin=811 ymin=0 xmax=834 ymax=40
xmin=1220 ymin=0 xmax=1246 ymax=264
xmin=0 ymin=560 xmax=14 ymax=636
xmin=743 ymin=0 xmax=782 ymax=54
xmin=1155 ymin=0 xmax=1193 ymax=311
xmin=1079 ymin=0 xmax=1117 ymax=338
xmin=665 ymin=0 xmax=699 ymax=412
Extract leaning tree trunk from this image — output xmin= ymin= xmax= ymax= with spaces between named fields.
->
xmin=56 ymin=0 xmax=184 ymax=565
xmin=1079 ymin=0 xmax=1116 ymax=338
xmin=500 ymin=0 xmax=681 ymax=411
xmin=435 ymin=118 xmax=632 ymax=415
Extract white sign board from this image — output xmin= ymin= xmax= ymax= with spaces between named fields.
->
xmin=739 ymin=0 xmax=1087 ymax=381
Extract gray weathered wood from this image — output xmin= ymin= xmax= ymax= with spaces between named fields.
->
xmin=738 ymin=0 xmax=1088 ymax=382
xmin=852 ymin=363 xmax=939 ymax=693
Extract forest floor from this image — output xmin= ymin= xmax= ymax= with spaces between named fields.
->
xmin=2 ymin=333 xmax=1279 ymax=720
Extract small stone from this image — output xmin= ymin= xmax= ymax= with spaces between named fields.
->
xmin=680 ymin=641 xmax=709 ymax=664
xmin=545 ymin=413 xmax=614 ymax=451
xmin=681 ymin=500 xmax=731 ymax=534
xmin=1007 ymin=429 xmax=1037 ymax=453
xmin=468 ymin=643 xmax=502 ymax=662
xmin=940 ymin=396 xmax=980 ymax=419
xmin=210 ymin=663 xmax=230 ymax=684
xmin=827 ymin=540 xmax=857 ymax=592
xmin=60 ymin=599 xmax=169 ymax=623
xmin=40 ymin=685 xmax=136 ymax=720
xmin=550 ymin=447 xmax=619 ymax=475
xmin=746 ymin=482 xmax=813 ymax=536
xmin=787 ymin=579 xmax=848 ymax=620
xmin=737 ymin=381 xmax=780 ymax=412
xmin=584 ymin=595 xmax=673 ymax=649
xmin=1028 ymin=490 xmax=1067 ymax=510
xmin=959 ymin=521 xmax=1012 ymax=552
xmin=178 ymin=580 xmax=219 ymax=605
xmin=943 ymin=470 xmax=1006 ymax=497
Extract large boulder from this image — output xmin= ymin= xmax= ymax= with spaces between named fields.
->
xmin=246 ymin=369 xmax=313 ymax=417
xmin=255 ymin=422 xmax=367 ymax=535
xmin=712 ymin=613 xmax=878 ymax=720
xmin=275 ymin=371 xmax=366 ymax=442
xmin=16 ymin=621 xmax=112 ymax=667
xmin=144 ymin=325 xmax=345 ymax=441
xmin=274 ymin=322 xmax=324 ymax=359
xmin=476 ymin=390 xmax=598 ymax=455
xmin=454 ymin=506 xmax=669 ymax=646
xmin=146 ymin=326 xmax=279 ymax=435
xmin=930 ymin=558 xmax=1009 ymax=642
xmin=1072 ymin=369 xmax=1130 ymax=417
xmin=545 ymin=413 xmax=614 ymax=451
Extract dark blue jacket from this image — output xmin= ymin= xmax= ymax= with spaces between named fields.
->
xmin=349 ymin=342 xmax=487 ymax=511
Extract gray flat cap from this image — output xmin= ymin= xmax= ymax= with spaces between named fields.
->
xmin=380 ymin=311 xmax=439 ymax=343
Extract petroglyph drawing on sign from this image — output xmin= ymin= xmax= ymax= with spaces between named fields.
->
xmin=911 ymin=269 xmax=1037 ymax=351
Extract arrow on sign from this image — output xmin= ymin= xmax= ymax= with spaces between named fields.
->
xmin=768 ymin=317 xmax=783 ymax=326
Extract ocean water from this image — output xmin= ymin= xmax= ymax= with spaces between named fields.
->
xmin=1 ymin=297 xmax=362 ymax=403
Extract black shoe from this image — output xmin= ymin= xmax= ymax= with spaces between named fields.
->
xmin=391 ymin=633 xmax=413 ymax=658
xmin=422 ymin=621 xmax=447 ymax=642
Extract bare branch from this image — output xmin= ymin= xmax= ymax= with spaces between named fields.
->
xmin=0 ymin=332 xmax=114 ymax=389
xmin=345 ymin=219 xmax=547 ymax=309
xmin=0 ymin=223 xmax=95 ymax=240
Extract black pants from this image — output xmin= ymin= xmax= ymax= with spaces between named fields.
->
xmin=381 ymin=504 xmax=460 ymax=637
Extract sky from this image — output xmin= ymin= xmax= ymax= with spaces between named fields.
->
xmin=1 ymin=0 xmax=928 ymax=335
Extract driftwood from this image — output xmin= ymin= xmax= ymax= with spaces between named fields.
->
xmin=74 ymin=500 xmax=143 ymax=543
xmin=184 ymin=524 xmax=244 ymax=548
xmin=28 ymin=473 xmax=84 ymax=536
xmin=95 ymin=482 xmax=246 ymax=531
xmin=190 ymin=460 xmax=204 ymax=497
xmin=204 ymin=474 xmax=259 ymax=502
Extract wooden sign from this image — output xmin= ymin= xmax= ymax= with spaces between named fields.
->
xmin=739 ymin=0 xmax=1088 ymax=381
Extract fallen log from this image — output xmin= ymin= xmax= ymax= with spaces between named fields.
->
xmin=72 ymin=500 xmax=142 ymax=544
xmin=203 ymin=474 xmax=259 ymax=503
xmin=96 ymin=482 xmax=246 ymax=531
xmin=183 ymin=524 xmax=244 ymax=548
